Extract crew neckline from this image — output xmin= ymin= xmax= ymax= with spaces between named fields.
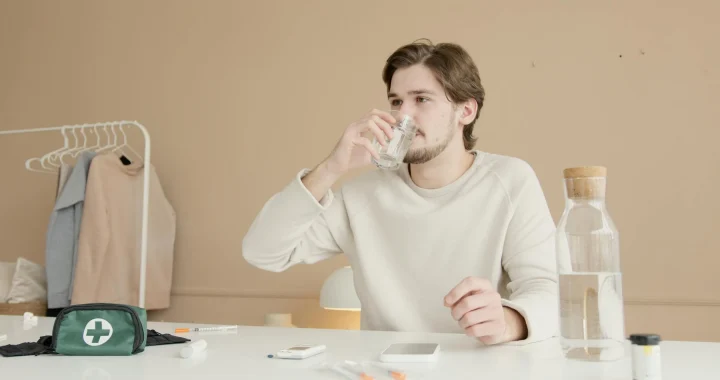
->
xmin=103 ymin=151 xmax=144 ymax=175
xmin=399 ymin=150 xmax=485 ymax=198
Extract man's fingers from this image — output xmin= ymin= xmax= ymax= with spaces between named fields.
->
xmin=444 ymin=277 xmax=493 ymax=306
xmin=371 ymin=115 xmax=395 ymax=139
xmin=457 ymin=306 xmax=496 ymax=329
xmin=353 ymin=137 xmax=379 ymax=160
xmin=465 ymin=319 xmax=506 ymax=340
xmin=451 ymin=292 xmax=500 ymax=321
xmin=367 ymin=120 xmax=388 ymax=147
xmin=370 ymin=109 xmax=397 ymax=125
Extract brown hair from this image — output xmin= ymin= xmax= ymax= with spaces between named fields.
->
xmin=382 ymin=39 xmax=485 ymax=150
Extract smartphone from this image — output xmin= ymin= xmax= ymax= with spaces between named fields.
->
xmin=379 ymin=343 xmax=440 ymax=363
xmin=274 ymin=344 xmax=326 ymax=359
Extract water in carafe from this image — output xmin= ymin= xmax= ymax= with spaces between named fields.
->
xmin=556 ymin=167 xmax=626 ymax=361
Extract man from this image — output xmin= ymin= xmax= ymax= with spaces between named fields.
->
xmin=242 ymin=40 xmax=559 ymax=345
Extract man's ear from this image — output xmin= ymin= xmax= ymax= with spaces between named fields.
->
xmin=458 ymin=99 xmax=478 ymax=126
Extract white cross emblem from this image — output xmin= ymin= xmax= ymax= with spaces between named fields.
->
xmin=83 ymin=318 xmax=114 ymax=346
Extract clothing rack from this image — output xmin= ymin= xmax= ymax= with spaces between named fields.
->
xmin=0 ymin=121 xmax=152 ymax=308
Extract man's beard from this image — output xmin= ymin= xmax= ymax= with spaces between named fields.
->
xmin=403 ymin=116 xmax=456 ymax=165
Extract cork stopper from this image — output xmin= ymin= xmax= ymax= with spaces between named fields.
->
xmin=563 ymin=166 xmax=607 ymax=199
xmin=563 ymin=166 xmax=607 ymax=179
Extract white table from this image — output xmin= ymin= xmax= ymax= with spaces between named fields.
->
xmin=1 ymin=316 xmax=718 ymax=379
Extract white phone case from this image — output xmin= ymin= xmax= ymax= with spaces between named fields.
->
xmin=379 ymin=343 xmax=440 ymax=363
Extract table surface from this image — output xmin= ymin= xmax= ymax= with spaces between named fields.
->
xmin=1 ymin=316 xmax=719 ymax=379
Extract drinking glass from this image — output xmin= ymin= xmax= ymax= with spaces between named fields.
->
xmin=371 ymin=110 xmax=417 ymax=170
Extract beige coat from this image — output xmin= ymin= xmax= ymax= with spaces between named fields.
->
xmin=71 ymin=153 xmax=176 ymax=310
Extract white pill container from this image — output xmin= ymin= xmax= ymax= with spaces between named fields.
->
xmin=180 ymin=339 xmax=208 ymax=358
xmin=629 ymin=334 xmax=661 ymax=380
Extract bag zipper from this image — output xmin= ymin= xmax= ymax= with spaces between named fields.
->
xmin=51 ymin=303 xmax=143 ymax=354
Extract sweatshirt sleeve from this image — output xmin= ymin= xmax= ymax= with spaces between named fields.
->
xmin=242 ymin=169 xmax=346 ymax=272
xmin=497 ymin=160 xmax=560 ymax=345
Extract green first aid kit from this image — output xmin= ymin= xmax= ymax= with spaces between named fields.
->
xmin=49 ymin=303 xmax=148 ymax=356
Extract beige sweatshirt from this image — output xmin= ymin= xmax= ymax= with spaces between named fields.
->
xmin=71 ymin=153 xmax=176 ymax=310
xmin=242 ymin=151 xmax=560 ymax=344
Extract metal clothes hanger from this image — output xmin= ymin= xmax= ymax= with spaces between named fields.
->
xmin=69 ymin=125 xmax=91 ymax=158
xmin=84 ymin=124 xmax=102 ymax=153
xmin=24 ymin=156 xmax=56 ymax=174
xmin=95 ymin=123 xmax=119 ymax=153
xmin=25 ymin=128 xmax=73 ymax=174
xmin=58 ymin=127 xmax=83 ymax=164
xmin=111 ymin=123 xmax=143 ymax=164
xmin=40 ymin=126 xmax=71 ymax=169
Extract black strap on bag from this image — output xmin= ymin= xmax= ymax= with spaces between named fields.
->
xmin=146 ymin=329 xmax=191 ymax=346
xmin=0 ymin=342 xmax=47 ymax=357
xmin=1 ymin=330 xmax=189 ymax=357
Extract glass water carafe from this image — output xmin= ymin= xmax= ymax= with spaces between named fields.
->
xmin=556 ymin=166 xmax=626 ymax=361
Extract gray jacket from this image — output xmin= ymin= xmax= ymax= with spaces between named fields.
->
xmin=45 ymin=151 xmax=96 ymax=308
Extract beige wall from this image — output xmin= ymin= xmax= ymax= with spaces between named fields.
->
xmin=1 ymin=0 xmax=719 ymax=341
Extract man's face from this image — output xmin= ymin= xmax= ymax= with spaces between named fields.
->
xmin=388 ymin=64 xmax=461 ymax=164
